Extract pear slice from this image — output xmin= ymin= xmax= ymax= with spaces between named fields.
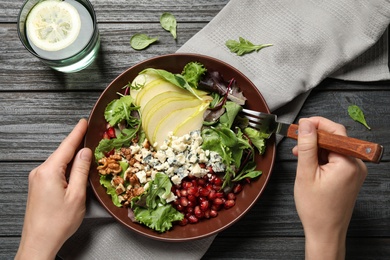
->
xmin=151 ymin=96 xmax=213 ymax=148
xmin=152 ymin=106 xmax=204 ymax=148
xmin=142 ymin=97 xmax=203 ymax=144
xmin=135 ymin=79 xmax=189 ymax=108
xmin=129 ymin=73 xmax=160 ymax=100
xmin=174 ymin=102 xmax=210 ymax=138
xmin=141 ymin=90 xmax=198 ymax=120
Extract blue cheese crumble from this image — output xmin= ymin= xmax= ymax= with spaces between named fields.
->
xmin=126 ymin=130 xmax=226 ymax=187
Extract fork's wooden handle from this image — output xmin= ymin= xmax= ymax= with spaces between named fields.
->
xmin=287 ymin=124 xmax=384 ymax=163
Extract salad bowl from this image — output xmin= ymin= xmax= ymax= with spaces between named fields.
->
xmin=85 ymin=53 xmax=276 ymax=241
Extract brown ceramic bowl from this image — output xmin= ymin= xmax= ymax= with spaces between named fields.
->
xmin=85 ymin=53 xmax=276 ymax=242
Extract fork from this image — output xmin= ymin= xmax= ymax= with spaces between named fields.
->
xmin=241 ymin=108 xmax=384 ymax=163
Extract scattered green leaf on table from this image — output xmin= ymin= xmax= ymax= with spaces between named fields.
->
xmin=130 ymin=33 xmax=158 ymax=50
xmin=160 ymin=12 xmax=177 ymax=39
xmin=226 ymin=37 xmax=272 ymax=56
xmin=348 ymin=104 xmax=371 ymax=130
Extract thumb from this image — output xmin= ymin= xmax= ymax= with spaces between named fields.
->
xmin=296 ymin=119 xmax=319 ymax=178
xmin=68 ymin=148 xmax=92 ymax=193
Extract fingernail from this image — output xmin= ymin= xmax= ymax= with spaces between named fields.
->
xmin=299 ymin=120 xmax=313 ymax=135
xmin=79 ymin=148 xmax=92 ymax=162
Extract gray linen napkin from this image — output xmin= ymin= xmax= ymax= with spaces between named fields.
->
xmin=59 ymin=0 xmax=390 ymax=259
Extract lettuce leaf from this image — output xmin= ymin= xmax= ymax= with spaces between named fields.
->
xmin=100 ymin=175 xmax=122 ymax=207
xmin=131 ymin=173 xmax=184 ymax=232
xmin=133 ymin=204 xmax=183 ymax=233
xmin=243 ymin=127 xmax=270 ymax=155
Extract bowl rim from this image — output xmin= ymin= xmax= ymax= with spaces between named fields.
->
xmin=85 ymin=53 xmax=276 ymax=242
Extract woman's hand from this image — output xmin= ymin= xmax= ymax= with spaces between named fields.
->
xmin=293 ymin=117 xmax=367 ymax=260
xmin=16 ymin=119 xmax=92 ymax=260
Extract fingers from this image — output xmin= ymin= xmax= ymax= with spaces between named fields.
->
xmin=304 ymin=116 xmax=347 ymax=136
xmin=292 ymin=117 xmax=347 ymax=157
xmin=68 ymin=148 xmax=92 ymax=195
xmin=46 ymin=119 xmax=88 ymax=168
xmin=296 ymin=119 xmax=319 ymax=179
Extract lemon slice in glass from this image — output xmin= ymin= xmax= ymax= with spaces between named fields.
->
xmin=26 ymin=0 xmax=81 ymax=52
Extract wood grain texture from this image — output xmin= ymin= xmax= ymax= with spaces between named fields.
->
xmin=0 ymin=0 xmax=389 ymax=259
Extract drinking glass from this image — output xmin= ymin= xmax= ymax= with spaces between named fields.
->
xmin=17 ymin=0 xmax=100 ymax=73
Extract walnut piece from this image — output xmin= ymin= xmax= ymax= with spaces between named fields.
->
xmin=97 ymin=154 xmax=122 ymax=175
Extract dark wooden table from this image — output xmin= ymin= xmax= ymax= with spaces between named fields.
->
xmin=1 ymin=0 xmax=389 ymax=259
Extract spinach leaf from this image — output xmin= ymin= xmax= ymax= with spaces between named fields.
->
xmin=348 ymin=104 xmax=371 ymax=130
xmin=130 ymin=33 xmax=158 ymax=50
xmin=160 ymin=12 xmax=177 ymax=39
xmin=226 ymin=37 xmax=272 ymax=56
xmin=232 ymin=161 xmax=262 ymax=182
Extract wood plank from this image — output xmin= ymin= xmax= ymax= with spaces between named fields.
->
xmin=0 ymin=23 xmax=209 ymax=92
xmin=1 ymin=0 xmax=228 ymax=23
xmin=202 ymin=237 xmax=390 ymax=259
xmin=1 ymin=236 xmax=388 ymax=259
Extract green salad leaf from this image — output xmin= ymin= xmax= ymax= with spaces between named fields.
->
xmin=160 ymin=12 xmax=177 ymax=39
xmin=104 ymin=95 xmax=139 ymax=127
xmin=99 ymin=160 xmax=129 ymax=208
xmin=133 ymin=204 xmax=183 ymax=233
xmin=244 ymin=127 xmax=270 ymax=154
xmin=130 ymin=33 xmax=158 ymax=50
xmin=131 ymin=173 xmax=184 ymax=232
xmin=181 ymin=62 xmax=207 ymax=88
xmin=226 ymin=37 xmax=272 ymax=56
xmin=348 ymin=104 xmax=371 ymax=130
xmin=140 ymin=68 xmax=202 ymax=100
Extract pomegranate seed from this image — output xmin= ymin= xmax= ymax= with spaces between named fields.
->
xmin=178 ymin=218 xmax=188 ymax=226
xmin=211 ymin=204 xmax=222 ymax=211
xmin=199 ymin=163 xmax=206 ymax=168
xmin=187 ymin=200 xmax=195 ymax=208
xmin=187 ymin=194 xmax=197 ymax=203
xmin=199 ymin=188 xmax=210 ymax=197
xmin=198 ymin=196 xmax=207 ymax=203
xmin=200 ymin=200 xmax=209 ymax=211
xmin=213 ymin=177 xmax=223 ymax=186
xmin=194 ymin=206 xmax=204 ymax=218
xmin=209 ymin=210 xmax=218 ymax=218
xmin=186 ymin=207 xmax=194 ymax=214
xmin=208 ymin=190 xmax=217 ymax=200
xmin=213 ymin=198 xmax=224 ymax=206
xmin=103 ymin=132 xmax=110 ymax=139
xmin=205 ymin=183 xmax=213 ymax=191
xmin=215 ymin=192 xmax=224 ymax=198
xmin=188 ymin=215 xmax=199 ymax=224
xmin=182 ymin=182 xmax=193 ymax=189
xmin=224 ymin=199 xmax=235 ymax=209
xmin=187 ymin=186 xmax=199 ymax=196
xmin=106 ymin=127 xmax=116 ymax=138
xmin=180 ymin=197 xmax=188 ymax=207
xmin=176 ymin=204 xmax=184 ymax=211
xmin=227 ymin=193 xmax=236 ymax=200
xmin=180 ymin=190 xmax=188 ymax=197
xmin=204 ymin=210 xmax=210 ymax=219
xmin=197 ymin=178 xmax=206 ymax=186
xmin=207 ymin=166 xmax=214 ymax=174
xmin=233 ymin=183 xmax=243 ymax=194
